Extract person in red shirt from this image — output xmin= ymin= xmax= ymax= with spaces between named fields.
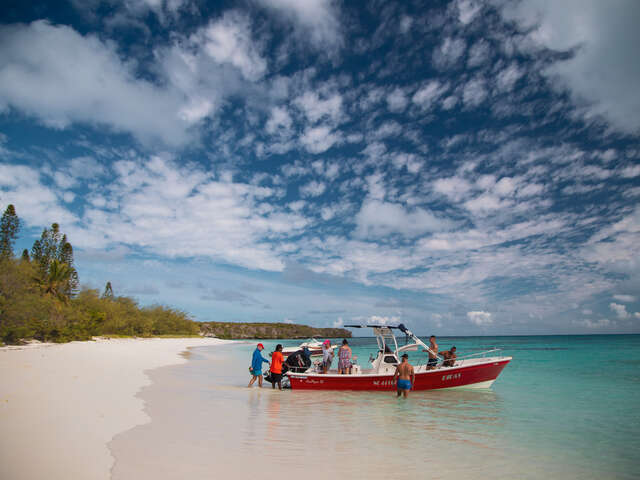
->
xmin=270 ymin=344 xmax=284 ymax=390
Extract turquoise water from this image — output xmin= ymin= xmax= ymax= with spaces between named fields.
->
xmin=110 ymin=335 xmax=640 ymax=480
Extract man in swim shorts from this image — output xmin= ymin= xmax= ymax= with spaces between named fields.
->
xmin=394 ymin=353 xmax=415 ymax=398
xmin=424 ymin=335 xmax=439 ymax=369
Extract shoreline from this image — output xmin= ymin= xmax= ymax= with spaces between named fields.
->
xmin=0 ymin=337 xmax=233 ymax=480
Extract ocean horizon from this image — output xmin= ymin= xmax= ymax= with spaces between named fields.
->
xmin=109 ymin=334 xmax=640 ymax=479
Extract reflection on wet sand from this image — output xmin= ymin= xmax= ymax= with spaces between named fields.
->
xmin=109 ymin=344 xmax=533 ymax=480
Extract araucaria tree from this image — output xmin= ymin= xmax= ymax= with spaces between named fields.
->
xmin=30 ymin=223 xmax=79 ymax=299
xmin=0 ymin=204 xmax=20 ymax=260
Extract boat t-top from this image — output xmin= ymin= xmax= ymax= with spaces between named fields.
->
xmin=285 ymin=324 xmax=511 ymax=391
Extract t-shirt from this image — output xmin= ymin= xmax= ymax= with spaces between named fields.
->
xmin=270 ymin=351 xmax=283 ymax=374
xmin=322 ymin=345 xmax=333 ymax=363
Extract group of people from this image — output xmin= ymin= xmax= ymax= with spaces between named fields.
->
xmin=248 ymin=339 xmax=354 ymax=390
xmin=321 ymin=339 xmax=353 ymax=374
xmin=395 ymin=335 xmax=457 ymax=397
xmin=248 ymin=335 xmax=458 ymax=397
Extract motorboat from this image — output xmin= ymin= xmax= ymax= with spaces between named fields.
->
xmin=282 ymin=338 xmax=337 ymax=358
xmin=286 ymin=324 xmax=511 ymax=391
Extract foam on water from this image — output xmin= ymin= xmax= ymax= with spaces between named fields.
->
xmin=109 ymin=335 xmax=640 ymax=480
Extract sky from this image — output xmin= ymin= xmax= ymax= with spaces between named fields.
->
xmin=1 ymin=0 xmax=639 ymax=335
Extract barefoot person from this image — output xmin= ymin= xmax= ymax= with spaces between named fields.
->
xmin=248 ymin=343 xmax=270 ymax=388
xmin=269 ymin=344 xmax=284 ymax=390
xmin=423 ymin=335 xmax=439 ymax=370
xmin=394 ymin=353 xmax=415 ymax=398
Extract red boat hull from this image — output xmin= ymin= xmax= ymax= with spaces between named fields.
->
xmin=287 ymin=358 xmax=510 ymax=391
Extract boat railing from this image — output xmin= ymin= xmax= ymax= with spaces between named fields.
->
xmin=417 ymin=348 xmax=504 ymax=368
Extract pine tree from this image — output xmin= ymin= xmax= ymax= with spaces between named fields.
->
xmin=21 ymin=249 xmax=30 ymax=262
xmin=0 ymin=204 xmax=20 ymax=260
xmin=31 ymin=224 xmax=62 ymax=277
xmin=102 ymin=281 xmax=114 ymax=299
xmin=59 ymin=241 xmax=79 ymax=297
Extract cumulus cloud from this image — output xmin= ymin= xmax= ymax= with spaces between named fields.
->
xmin=386 ymin=87 xmax=409 ymax=113
xmin=432 ymin=37 xmax=466 ymax=70
xmin=467 ymin=311 xmax=492 ymax=325
xmin=573 ymin=318 xmax=612 ymax=329
xmin=354 ymin=199 xmax=454 ymax=239
xmin=609 ymin=302 xmax=629 ymax=319
xmin=300 ymin=126 xmax=341 ymax=153
xmin=198 ymin=11 xmax=267 ymax=81
xmin=462 ymin=77 xmax=488 ymax=107
xmin=2 ymin=157 xmax=309 ymax=272
xmin=299 ymin=180 xmax=327 ymax=198
xmin=412 ymin=81 xmax=449 ymax=110
xmin=0 ymin=21 xmax=188 ymax=145
xmin=613 ymin=294 xmax=636 ymax=303
xmin=499 ymin=0 xmax=640 ymax=134
xmin=0 ymin=17 xmax=269 ymax=146
xmin=253 ymin=0 xmax=342 ymax=50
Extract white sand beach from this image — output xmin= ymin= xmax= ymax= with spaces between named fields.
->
xmin=0 ymin=337 xmax=231 ymax=480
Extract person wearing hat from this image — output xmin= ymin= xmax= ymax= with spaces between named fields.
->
xmin=248 ymin=343 xmax=270 ymax=387
xmin=321 ymin=339 xmax=333 ymax=374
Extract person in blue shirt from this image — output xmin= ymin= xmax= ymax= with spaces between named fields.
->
xmin=248 ymin=343 xmax=270 ymax=387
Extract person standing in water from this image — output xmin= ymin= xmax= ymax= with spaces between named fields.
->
xmin=394 ymin=354 xmax=415 ymax=398
xmin=270 ymin=344 xmax=284 ymax=390
xmin=248 ymin=343 xmax=270 ymax=388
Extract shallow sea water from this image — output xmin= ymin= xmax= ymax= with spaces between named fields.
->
xmin=110 ymin=335 xmax=640 ymax=480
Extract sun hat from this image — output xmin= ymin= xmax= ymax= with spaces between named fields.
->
xmin=323 ymin=339 xmax=330 ymax=345
xmin=257 ymin=343 xmax=264 ymax=348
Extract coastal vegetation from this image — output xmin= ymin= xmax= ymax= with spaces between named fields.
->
xmin=200 ymin=321 xmax=351 ymax=339
xmin=0 ymin=205 xmax=350 ymax=345
xmin=0 ymin=205 xmax=198 ymax=343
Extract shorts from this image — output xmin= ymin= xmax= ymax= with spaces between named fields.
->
xmin=323 ymin=359 xmax=332 ymax=369
xmin=251 ymin=370 xmax=262 ymax=377
xmin=427 ymin=357 xmax=438 ymax=367
xmin=270 ymin=372 xmax=282 ymax=383
xmin=397 ymin=379 xmax=412 ymax=390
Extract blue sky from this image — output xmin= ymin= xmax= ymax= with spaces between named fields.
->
xmin=1 ymin=0 xmax=639 ymax=335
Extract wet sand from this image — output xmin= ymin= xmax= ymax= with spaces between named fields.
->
xmin=0 ymin=337 xmax=231 ymax=480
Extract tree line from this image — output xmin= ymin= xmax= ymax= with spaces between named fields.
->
xmin=0 ymin=205 xmax=199 ymax=344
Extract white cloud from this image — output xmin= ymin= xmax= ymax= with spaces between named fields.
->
xmin=467 ymin=311 xmax=492 ymax=326
xmin=456 ymin=0 xmax=483 ymax=24
xmin=467 ymin=39 xmax=491 ymax=68
xmin=300 ymin=126 xmax=340 ymax=153
xmin=462 ymin=78 xmax=488 ymax=107
xmin=386 ymin=87 xmax=408 ymax=113
xmin=412 ymin=81 xmax=449 ymax=110
xmin=433 ymin=176 xmax=473 ymax=202
xmin=354 ymin=199 xmax=454 ymax=239
xmin=613 ymin=294 xmax=636 ymax=303
xmin=499 ymin=0 xmax=640 ymax=134
xmin=573 ymin=318 xmax=611 ymax=329
xmin=609 ymin=302 xmax=629 ymax=319
xmin=496 ymin=63 xmax=524 ymax=92
xmin=265 ymin=106 xmax=293 ymax=135
xmin=199 ymin=11 xmax=267 ymax=81
xmin=294 ymin=91 xmax=343 ymax=124
xmin=0 ymin=21 xmax=189 ymax=145
xmin=254 ymin=0 xmax=342 ymax=50
xmin=432 ymin=37 xmax=466 ymax=70
xmin=299 ymin=180 xmax=326 ymax=198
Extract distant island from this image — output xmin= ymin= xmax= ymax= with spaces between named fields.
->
xmin=200 ymin=321 xmax=351 ymax=340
